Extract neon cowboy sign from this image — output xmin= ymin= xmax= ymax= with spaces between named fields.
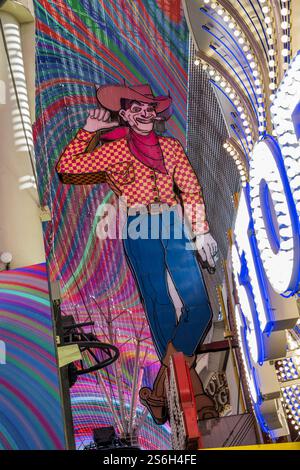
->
xmin=232 ymin=51 xmax=300 ymax=434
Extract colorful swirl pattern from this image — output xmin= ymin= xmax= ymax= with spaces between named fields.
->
xmin=34 ymin=0 xmax=188 ymax=449
xmin=0 ymin=264 xmax=66 ymax=450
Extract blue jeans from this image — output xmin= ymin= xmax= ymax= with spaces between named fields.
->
xmin=123 ymin=208 xmax=212 ymax=360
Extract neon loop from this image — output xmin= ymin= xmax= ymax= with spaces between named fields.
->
xmin=250 ymin=136 xmax=300 ymax=296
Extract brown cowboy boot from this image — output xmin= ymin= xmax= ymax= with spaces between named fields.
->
xmin=189 ymin=367 xmax=218 ymax=420
xmin=139 ymin=342 xmax=177 ymax=425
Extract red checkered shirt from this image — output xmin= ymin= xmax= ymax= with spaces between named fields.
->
xmin=56 ymin=129 xmax=209 ymax=234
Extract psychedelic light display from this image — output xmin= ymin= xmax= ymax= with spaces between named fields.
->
xmin=0 ymin=263 xmax=66 ymax=450
xmin=33 ymin=0 xmax=188 ymax=449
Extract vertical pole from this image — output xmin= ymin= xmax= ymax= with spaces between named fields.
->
xmin=128 ymin=339 xmax=141 ymax=436
xmin=52 ymin=294 xmax=76 ymax=449
xmin=106 ymin=309 xmax=127 ymax=435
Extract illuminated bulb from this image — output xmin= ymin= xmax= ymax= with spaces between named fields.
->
xmin=253 ymin=71 xmax=259 ymax=78
xmin=225 ymin=87 xmax=231 ymax=93
xmin=269 ymin=71 xmax=276 ymax=78
xmin=234 ymin=99 xmax=239 ymax=106
xmin=265 ymin=17 xmax=271 ymax=24
xmin=269 ymin=49 xmax=275 ymax=56
xmin=247 ymin=136 xmax=252 ymax=142
xmin=259 ymin=125 xmax=265 ymax=132
xmin=237 ymin=106 xmax=243 ymax=112
xmin=220 ymin=81 xmax=226 ymax=87
xmin=215 ymin=75 xmax=220 ymax=81
xmin=281 ymin=35 xmax=289 ymax=43
xmin=281 ymin=21 xmax=289 ymax=30
xmin=266 ymin=27 xmax=273 ymax=35
xmin=262 ymin=6 xmax=269 ymax=13
xmin=269 ymin=59 xmax=275 ymax=67
xmin=243 ymin=45 xmax=249 ymax=52
xmin=234 ymin=30 xmax=241 ymax=37
xmin=223 ymin=15 xmax=229 ymax=22
xmin=229 ymin=93 xmax=235 ymax=99
xmin=281 ymin=8 xmax=289 ymax=16
xmin=204 ymin=0 xmax=210 ymax=3
xmin=250 ymin=62 xmax=256 ymax=69
xmin=282 ymin=48 xmax=290 ymax=57
xmin=194 ymin=59 xmax=200 ymax=66
xmin=229 ymin=22 xmax=235 ymax=29
xmin=255 ymin=79 xmax=261 ymax=86
xmin=240 ymin=113 xmax=246 ymax=119
xmin=209 ymin=70 xmax=215 ymax=76
xmin=202 ymin=64 xmax=208 ymax=70
xmin=238 ymin=37 xmax=244 ymax=44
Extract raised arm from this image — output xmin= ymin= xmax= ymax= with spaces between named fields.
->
xmin=173 ymin=139 xmax=209 ymax=235
xmin=56 ymin=107 xmax=118 ymax=184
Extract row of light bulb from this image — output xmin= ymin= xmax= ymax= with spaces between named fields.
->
xmin=270 ymin=53 xmax=300 ymax=219
xmin=279 ymin=0 xmax=291 ymax=68
xmin=223 ymin=141 xmax=248 ymax=186
xmin=281 ymin=385 xmax=300 ymax=435
xmin=201 ymin=0 xmax=266 ymax=135
xmin=276 ymin=357 xmax=300 ymax=381
xmin=258 ymin=0 xmax=291 ymax=90
xmin=287 ymin=331 xmax=300 ymax=352
xmin=258 ymin=0 xmax=278 ymax=96
xmin=277 ymin=329 xmax=300 ymax=436
xmin=194 ymin=59 xmax=255 ymax=149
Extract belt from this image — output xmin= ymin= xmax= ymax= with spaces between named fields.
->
xmin=127 ymin=202 xmax=178 ymax=216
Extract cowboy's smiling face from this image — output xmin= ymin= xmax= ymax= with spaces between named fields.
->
xmin=119 ymin=101 xmax=157 ymax=135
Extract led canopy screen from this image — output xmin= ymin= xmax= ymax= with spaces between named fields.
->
xmin=0 ymin=264 xmax=66 ymax=450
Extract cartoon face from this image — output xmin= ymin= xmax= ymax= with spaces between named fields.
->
xmin=119 ymin=101 xmax=157 ymax=134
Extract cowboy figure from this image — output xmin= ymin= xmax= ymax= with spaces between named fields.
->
xmin=56 ymin=83 xmax=218 ymax=424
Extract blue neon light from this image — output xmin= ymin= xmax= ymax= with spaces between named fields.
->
xmin=200 ymin=7 xmax=260 ymax=102
xmin=238 ymin=0 xmax=269 ymax=59
xmin=260 ymin=179 xmax=281 ymax=254
xmin=245 ymin=184 xmax=275 ymax=335
xmin=209 ymin=79 xmax=251 ymax=156
xmin=292 ymin=101 xmax=300 ymax=140
xmin=237 ymin=249 xmax=265 ymax=365
xmin=209 ymin=43 xmax=259 ymax=112
xmin=202 ymin=25 xmax=259 ymax=116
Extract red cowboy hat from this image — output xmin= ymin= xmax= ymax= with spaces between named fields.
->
xmin=96 ymin=83 xmax=172 ymax=114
